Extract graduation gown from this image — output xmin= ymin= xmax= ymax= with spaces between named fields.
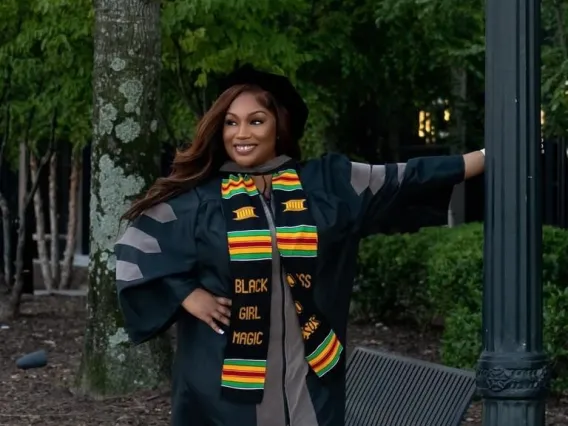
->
xmin=114 ymin=152 xmax=465 ymax=426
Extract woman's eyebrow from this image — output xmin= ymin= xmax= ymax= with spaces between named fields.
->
xmin=225 ymin=110 xmax=267 ymax=117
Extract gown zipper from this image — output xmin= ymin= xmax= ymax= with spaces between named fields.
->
xmin=259 ymin=194 xmax=291 ymax=426
xmin=281 ymin=261 xmax=291 ymax=426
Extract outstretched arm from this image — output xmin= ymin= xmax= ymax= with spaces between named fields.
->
xmin=310 ymin=150 xmax=485 ymax=236
xmin=313 ymin=151 xmax=485 ymax=237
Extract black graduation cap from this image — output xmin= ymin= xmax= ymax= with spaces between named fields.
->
xmin=219 ymin=64 xmax=309 ymax=142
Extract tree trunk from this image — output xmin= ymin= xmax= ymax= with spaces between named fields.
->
xmin=60 ymin=151 xmax=81 ymax=290
xmin=9 ymin=215 xmax=28 ymax=318
xmin=0 ymin=102 xmax=11 ymax=294
xmin=78 ymin=0 xmax=172 ymax=396
xmin=18 ymin=142 xmax=27 ymax=219
xmin=0 ymin=192 xmax=11 ymax=291
xmin=49 ymin=152 xmax=60 ymax=286
xmin=30 ymin=154 xmax=53 ymax=290
xmin=0 ymin=142 xmax=31 ymax=321
xmin=4 ymin=173 xmax=46 ymax=321
xmin=0 ymin=114 xmax=56 ymax=322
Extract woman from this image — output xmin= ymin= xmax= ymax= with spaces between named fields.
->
xmin=114 ymin=65 xmax=485 ymax=426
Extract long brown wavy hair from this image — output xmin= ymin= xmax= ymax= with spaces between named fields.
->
xmin=122 ymin=83 xmax=302 ymax=221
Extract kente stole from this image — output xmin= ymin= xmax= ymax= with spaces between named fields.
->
xmin=220 ymin=167 xmax=344 ymax=403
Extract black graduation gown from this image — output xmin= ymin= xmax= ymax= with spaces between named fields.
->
xmin=114 ymin=152 xmax=465 ymax=426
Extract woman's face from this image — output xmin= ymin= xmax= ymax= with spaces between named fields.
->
xmin=223 ymin=91 xmax=277 ymax=168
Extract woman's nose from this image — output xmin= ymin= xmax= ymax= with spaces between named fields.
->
xmin=236 ymin=124 xmax=251 ymax=139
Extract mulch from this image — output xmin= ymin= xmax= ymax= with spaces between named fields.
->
xmin=0 ymin=295 xmax=566 ymax=425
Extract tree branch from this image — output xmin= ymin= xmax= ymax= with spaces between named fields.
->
xmin=0 ymin=104 xmax=11 ymax=180
xmin=23 ymin=109 xmax=57 ymax=212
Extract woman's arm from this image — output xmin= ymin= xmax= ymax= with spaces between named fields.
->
xmin=311 ymin=151 xmax=485 ymax=237
xmin=114 ymin=198 xmax=200 ymax=344
xmin=463 ymin=149 xmax=486 ymax=180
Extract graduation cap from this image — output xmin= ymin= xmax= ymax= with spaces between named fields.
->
xmin=219 ymin=64 xmax=309 ymax=142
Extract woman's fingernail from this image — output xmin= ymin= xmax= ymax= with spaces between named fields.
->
xmin=218 ymin=329 xmax=225 ymax=335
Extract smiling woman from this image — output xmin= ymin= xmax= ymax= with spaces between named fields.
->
xmin=114 ymin=65 xmax=485 ymax=426
xmin=223 ymin=90 xmax=278 ymax=167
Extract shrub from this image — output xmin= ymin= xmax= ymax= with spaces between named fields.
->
xmin=441 ymin=281 xmax=568 ymax=393
xmin=354 ymin=226 xmax=447 ymax=323
xmin=356 ymin=223 xmax=568 ymax=392
xmin=440 ymin=304 xmax=481 ymax=369
xmin=543 ymin=283 xmax=568 ymax=391
xmin=425 ymin=223 xmax=484 ymax=317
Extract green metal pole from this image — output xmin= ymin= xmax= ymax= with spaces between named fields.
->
xmin=477 ymin=0 xmax=550 ymax=424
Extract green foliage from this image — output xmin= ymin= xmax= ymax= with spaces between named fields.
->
xmin=442 ymin=280 xmax=568 ymax=393
xmin=543 ymin=283 xmax=568 ymax=390
xmin=354 ymin=226 xmax=448 ymax=322
xmin=2 ymin=0 xmax=567 ymax=169
xmin=440 ymin=304 xmax=481 ymax=369
xmin=542 ymin=0 xmax=568 ymax=137
xmin=375 ymin=0 xmax=484 ymax=101
xmin=157 ymin=0 xmax=489 ymax=160
xmin=159 ymin=0 xmax=314 ymax=149
xmin=356 ymin=223 xmax=568 ymax=392
xmin=425 ymin=223 xmax=483 ymax=316
xmin=158 ymin=0 xmax=386 ymax=157
xmin=0 ymin=0 xmax=92 ymax=169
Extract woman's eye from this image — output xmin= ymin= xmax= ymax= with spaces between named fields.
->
xmin=251 ymin=119 xmax=263 ymax=125
xmin=225 ymin=120 xmax=236 ymax=126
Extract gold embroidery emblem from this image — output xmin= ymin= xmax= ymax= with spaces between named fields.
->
xmin=282 ymin=199 xmax=307 ymax=212
xmin=286 ymin=274 xmax=296 ymax=287
xmin=302 ymin=315 xmax=321 ymax=340
xmin=233 ymin=206 xmax=258 ymax=221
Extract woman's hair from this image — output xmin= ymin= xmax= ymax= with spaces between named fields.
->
xmin=122 ymin=83 xmax=301 ymax=221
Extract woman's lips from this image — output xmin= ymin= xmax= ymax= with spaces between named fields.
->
xmin=234 ymin=144 xmax=257 ymax=155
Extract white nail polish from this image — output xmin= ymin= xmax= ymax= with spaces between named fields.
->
xmin=218 ymin=329 xmax=225 ymax=335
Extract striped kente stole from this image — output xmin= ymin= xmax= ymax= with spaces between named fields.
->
xmin=219 ymin=167 xmax=344 ymax=403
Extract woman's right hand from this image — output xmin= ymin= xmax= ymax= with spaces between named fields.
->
xmin=181 ymin=288 xmax=232 ymax=334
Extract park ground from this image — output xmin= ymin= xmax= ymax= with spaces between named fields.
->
xmin=1 ymin=295 xmax=567 ymax=426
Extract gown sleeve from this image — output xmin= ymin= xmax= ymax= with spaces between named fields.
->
xmin=114 ymin=198 xmax=200 ymax=345
xmin=319 ymin=153 xmax=465 ymax=237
